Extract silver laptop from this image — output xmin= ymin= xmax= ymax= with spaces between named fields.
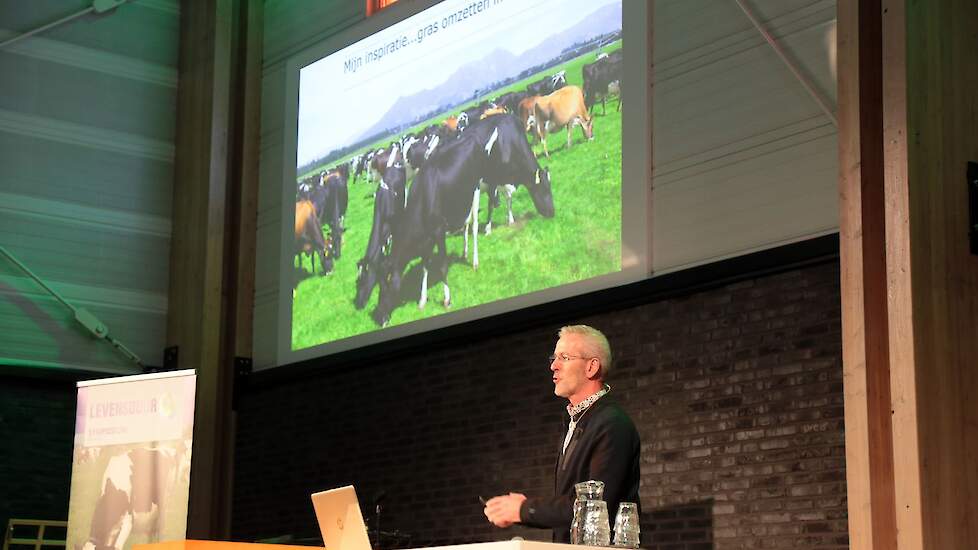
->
xmin=311 ymin=485 xmax=373 ymax=550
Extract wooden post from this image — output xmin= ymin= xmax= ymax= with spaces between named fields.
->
xmin=838 ymin=0 xmax=897 ymax=548
xmin=167 ymin=0 xmax=262 ymax=539
xmin=885 ymin=0 xmax=978 ymax=548
xmin=841 ymin=0 xmax=978 ymax=548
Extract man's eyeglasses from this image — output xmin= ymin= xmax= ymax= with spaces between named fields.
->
xmin=549 ymin=354 xmax=593 ymax=363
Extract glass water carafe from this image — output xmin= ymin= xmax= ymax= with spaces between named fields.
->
xmin=571 ymin=480 xmax=610 ymax=546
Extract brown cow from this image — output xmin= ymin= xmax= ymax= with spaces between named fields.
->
xmin=295 ymin=199 xmax=332 ymax=278
xmin=532 ymin=85 xmax=593 ymax=158
xmin=480 ymin=106 xmax=507 ymax=119
xmin=443 ymin=115 xmax=460 ymax=133
xmin=518 ymin=96 xmax=539 ymax=133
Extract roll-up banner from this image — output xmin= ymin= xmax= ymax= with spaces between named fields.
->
xmin=66 ymin=369 xmax=196 ymax=550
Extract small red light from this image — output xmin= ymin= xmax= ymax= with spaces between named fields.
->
xmin=367 ymin=0 xmax=399 ymax=16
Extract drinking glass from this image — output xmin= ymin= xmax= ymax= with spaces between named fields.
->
xmin=612 ymin=502 xmax=640 ymax=548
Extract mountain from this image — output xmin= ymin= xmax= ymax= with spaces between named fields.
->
xmin=366 ymin=48 xmax=524 ymax=132
xmin=347 ymin=3 xmax=622 ymax=146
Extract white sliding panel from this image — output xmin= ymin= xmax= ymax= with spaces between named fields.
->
xmin=652 ymin=0 xmax=838 ymax=272
xmin=0 ymin=0 xmax=180 ymax=373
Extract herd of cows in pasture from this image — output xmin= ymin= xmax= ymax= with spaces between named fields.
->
xmin=294 ymin=48 xmax=623 ymax=327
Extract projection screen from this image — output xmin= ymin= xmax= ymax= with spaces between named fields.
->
xmin=274 ymin=0 xmax=651 ymax=367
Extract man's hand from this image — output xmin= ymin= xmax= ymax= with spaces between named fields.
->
xmin=483 ymin=493 xmax=527 ymax=528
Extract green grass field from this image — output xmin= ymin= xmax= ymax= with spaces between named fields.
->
xmin=292 ymin=43 xmax=623 ymax=350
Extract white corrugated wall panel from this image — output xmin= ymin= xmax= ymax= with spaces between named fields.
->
xmin=0 ymin=0 xmax=180 ymax=373
xmin=652 ymin=0 xmax=838 ymax=272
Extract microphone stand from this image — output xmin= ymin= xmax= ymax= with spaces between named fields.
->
xmin=374 ymin=501 xmax=381 ymax=550
xmin=372 ymin=490 xmax=386 ymax=550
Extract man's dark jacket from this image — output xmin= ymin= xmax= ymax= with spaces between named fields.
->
xmin=519 ymin=396 xmax=641 ymax=542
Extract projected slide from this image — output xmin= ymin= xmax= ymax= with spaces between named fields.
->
xmin=292 ymin=0 xmax=624 ymax=350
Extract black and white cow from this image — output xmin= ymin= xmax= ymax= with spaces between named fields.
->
xmin=309 ymin=165 xmax=348 ymax=259
xmin=526 ymin=70 xmax=567 ymax=97
xmin=369 ymin=142 xmax=405 ymax=183
xmin=550 ymin=70 xmax=567 ymax=90
xmin=583 ymin=50 xmax=622 ymax=115
xmin=416 ymin=122 xmax=458 ymax=162
xmin=354 ymin=151 xmax=375 ymax=183
xmin=79 ymin=448 xmax=179 ymax=550
xmin=403 ymin=137 xmax=429 ymax=179
xmin=348 ymin=154 xmax=367 ymax=183
xmin=354 ymin=163 xmax=407 ymax=309
xmin=494 ymin=90 xmax=528 ymax=114
xmin=371 ymin=113 xmax=554 ymax=326
xmin=456 ymin=101 xmax=492 ymax=133
xmin=466 ymin=113 xmax=554 ymax=239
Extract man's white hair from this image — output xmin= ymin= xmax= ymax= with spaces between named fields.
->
xmin=558 ymin=324 xmax=613 ymax=379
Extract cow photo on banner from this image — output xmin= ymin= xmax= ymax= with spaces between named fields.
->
xmin=291 ymin=0 xmax=624 ymax=351
xmin=66 ymin=370 xmax=196 ymax=550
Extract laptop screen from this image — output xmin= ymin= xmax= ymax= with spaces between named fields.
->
xmin=311 ymin=485 xmax=373 ymax=550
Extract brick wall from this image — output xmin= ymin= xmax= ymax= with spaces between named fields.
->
xmin=0 ymin=376 xmax=75 ymax=534
xmin=233 ymin=261 xmax=847 ymax=549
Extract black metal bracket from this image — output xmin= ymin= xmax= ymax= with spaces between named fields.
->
xmin=233 ymin=356 xmax=253 ymax=410
xmin=163 ymin=345 xmax=179 ymax=370
xmin=969 ymin=162 xmax=978 ymax=256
